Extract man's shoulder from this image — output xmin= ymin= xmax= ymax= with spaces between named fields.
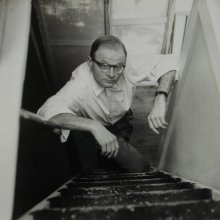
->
xmin=71 ymin=62 xmax=90 ymax=80
xmin=65 ymin=62 xmax=91 ymax=93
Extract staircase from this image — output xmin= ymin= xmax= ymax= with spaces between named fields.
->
xmin=30 ymin=168 xmax=220 ymax=220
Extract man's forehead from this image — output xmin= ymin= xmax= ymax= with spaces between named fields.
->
xmin=95 ymin=45 xmax=126 ymax=62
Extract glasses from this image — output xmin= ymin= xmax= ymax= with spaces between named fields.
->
xmin=92 ymin=58 xmax=126 ymax=74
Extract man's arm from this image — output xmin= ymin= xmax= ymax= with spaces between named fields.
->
xmin=148 ymin=70 xmax=176 ymax=134
xmin=50 ymin=113 xmax=119 ymax=158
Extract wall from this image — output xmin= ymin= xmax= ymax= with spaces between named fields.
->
xmin=159 ymin=0 xmax=220 ymax=191
xmin=13 ymin=20 xmax=73 ymax=218
xmin=0 ymin=1 xmax=31 ymax=219
xmin=34 ymin=0 xmax=105 ymax=91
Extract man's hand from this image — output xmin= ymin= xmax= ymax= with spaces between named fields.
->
xmin=148 ymin=94 xmax=168 ymax=134
xmin=91 ymin=121 xmax=119 ymax=158
xmin=49 ymin=113 xmax=119 ymax=158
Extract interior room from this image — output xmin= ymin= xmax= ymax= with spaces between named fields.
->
xmin=1 ymin=0 xmax=220 ymax=219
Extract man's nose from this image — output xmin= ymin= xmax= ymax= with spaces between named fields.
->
xmin=107 ymin=67 xmax=114 ymax=77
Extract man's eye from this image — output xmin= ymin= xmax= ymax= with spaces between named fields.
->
xmin=115 ymin=65 xmax=123 ymax=71
xmin=100 ymin=63 xmax=109 ymax=69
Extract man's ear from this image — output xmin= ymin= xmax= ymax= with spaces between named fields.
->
xmin=87 ymin=56 xmax=92 ymax=68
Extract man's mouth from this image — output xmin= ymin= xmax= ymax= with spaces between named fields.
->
xmin=105 ymin=80 xmax=116 ymax=83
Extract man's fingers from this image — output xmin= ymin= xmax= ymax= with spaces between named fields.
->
xmin=155 ymin=117 xmax=167 ymax=129
xmin=148 ymin=120 xmax=159 ymax=134
xmin=107 ymin=143 xmax=114 ymax=158
xmin=148 ymin=114 xmax=168 ymax=131
xmin=105 ymin=141 xmax=117 ymax=158
xmin=107 ymin=139 xmax=119 ymax=158
xmin=97 ymin=132 xmax=119 ymax=158
xmin=159 ymin=116 xmax=168 ymax=126
xmin=105 ymin=144 xmax=112 ymax=157
xmin=150 ymin=117 xmax=160 ymax=129
xmin=113 ymin=140 xmax=119 ymax=157
xmin=101 ymin=145 xmax=107 ymax=156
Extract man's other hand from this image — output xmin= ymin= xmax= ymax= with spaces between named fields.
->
xmin=91 ymin=122 xmax=119 ymax=158
xmin=147 ymin=94 xmax=168 ymax=134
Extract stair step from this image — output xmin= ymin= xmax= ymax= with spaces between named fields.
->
xmin=74 ymin=173 xmax=172 ymax=182
xmin=77 ymin=171 xmax=164 ymax=179
xmin=26 ymin=168 xmax=219 ymax=220
xmin=60 ymin=182 xmax=194 ymax=196
xmin=77 ymin=169 xmax=157 ymax=177
xmin=32 ymin=200 xmax=220 ymax=220
xmin=67 ymin=177 xmax=182 ymax=187
xmin=48 ymin=188 xmax=212 ymax=208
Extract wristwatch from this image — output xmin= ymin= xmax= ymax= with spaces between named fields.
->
xmin=155 ymin=91 xmax=168 ymax=99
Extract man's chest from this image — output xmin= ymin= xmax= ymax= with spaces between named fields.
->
xmin=82 ymin=80 xmax=134 ymax=116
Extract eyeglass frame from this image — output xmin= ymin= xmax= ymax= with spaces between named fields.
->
xmin=91 ymin=57 xmax=126 ymax=74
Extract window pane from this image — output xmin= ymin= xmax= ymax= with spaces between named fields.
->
xmin=112 ymin=0 xmax=169 ymax=19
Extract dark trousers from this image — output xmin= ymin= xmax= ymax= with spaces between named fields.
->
xmin=65 ymin=112 xmax=149 ymax=173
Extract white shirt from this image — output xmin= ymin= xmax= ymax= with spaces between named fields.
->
xmin=38 ymin=54 xmax=178 ymax=142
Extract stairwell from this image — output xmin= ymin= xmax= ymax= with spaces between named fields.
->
xmin=31 ymin=168 xmax=220 ymax=220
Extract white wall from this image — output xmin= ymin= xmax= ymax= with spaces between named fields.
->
xmin=159 ymin=0 xmax=220 ymax=191
xmin=0 ymin=1 xmax=31 ymax=219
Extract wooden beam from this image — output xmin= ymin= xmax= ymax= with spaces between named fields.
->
xmin=104 ymin=0 xmax=110 ymax=34
xmin=161 ymin=0 xmax=176 ymax=54
xmin=111 ymin=17 xmax=167 ymax=26
xmin=0 ymin=0 xmax=7 ymax=58
xmin=48 ymin=39 xmax=93 ymax=47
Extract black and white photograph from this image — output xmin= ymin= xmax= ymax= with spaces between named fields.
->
xmin=1 ymin=0 xmax=220 ymax=219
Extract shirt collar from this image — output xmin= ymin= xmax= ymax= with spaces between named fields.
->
xmin=89 ymin=71 xmax=105 ymax=97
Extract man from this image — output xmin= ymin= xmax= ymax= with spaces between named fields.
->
xmin=38 ymin=35 xmax=177 ymax=173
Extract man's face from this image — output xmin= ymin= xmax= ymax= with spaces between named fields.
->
xmin=88 ymin=46 xmax=126 ymax=88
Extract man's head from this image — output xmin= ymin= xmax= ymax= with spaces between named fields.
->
xmin=87 ymin=35 xmax=127 ymax=88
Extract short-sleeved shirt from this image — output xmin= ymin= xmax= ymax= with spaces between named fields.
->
xmin=38 ymin=54 xmax=177 ymax=141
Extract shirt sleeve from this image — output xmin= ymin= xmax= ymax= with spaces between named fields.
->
xmin=124 ymin=53 xmax=178 ymax=85
xmin=37 ymin=63 xmax=87 ymax=120
xmin=37 ymin=65 xmax=87 ymax=143
xmin=37 ymin=80 xmax=79 ymax=143
xmin=37 ymin=81 xmax=78 ymax=120
xmin=152 ymin=54 xmax=178 ymax=81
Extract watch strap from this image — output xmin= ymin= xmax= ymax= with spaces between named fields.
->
xmin=155 ymin=91 xmax=168 ymax=99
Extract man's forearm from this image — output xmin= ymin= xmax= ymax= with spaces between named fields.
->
xmin=148 ymin=70 xmax=176 ymax=134
xmin=157 ymin=70 xmax=176 ymax=93
xmin=50 ymin=113 xmax=97 ymax=133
